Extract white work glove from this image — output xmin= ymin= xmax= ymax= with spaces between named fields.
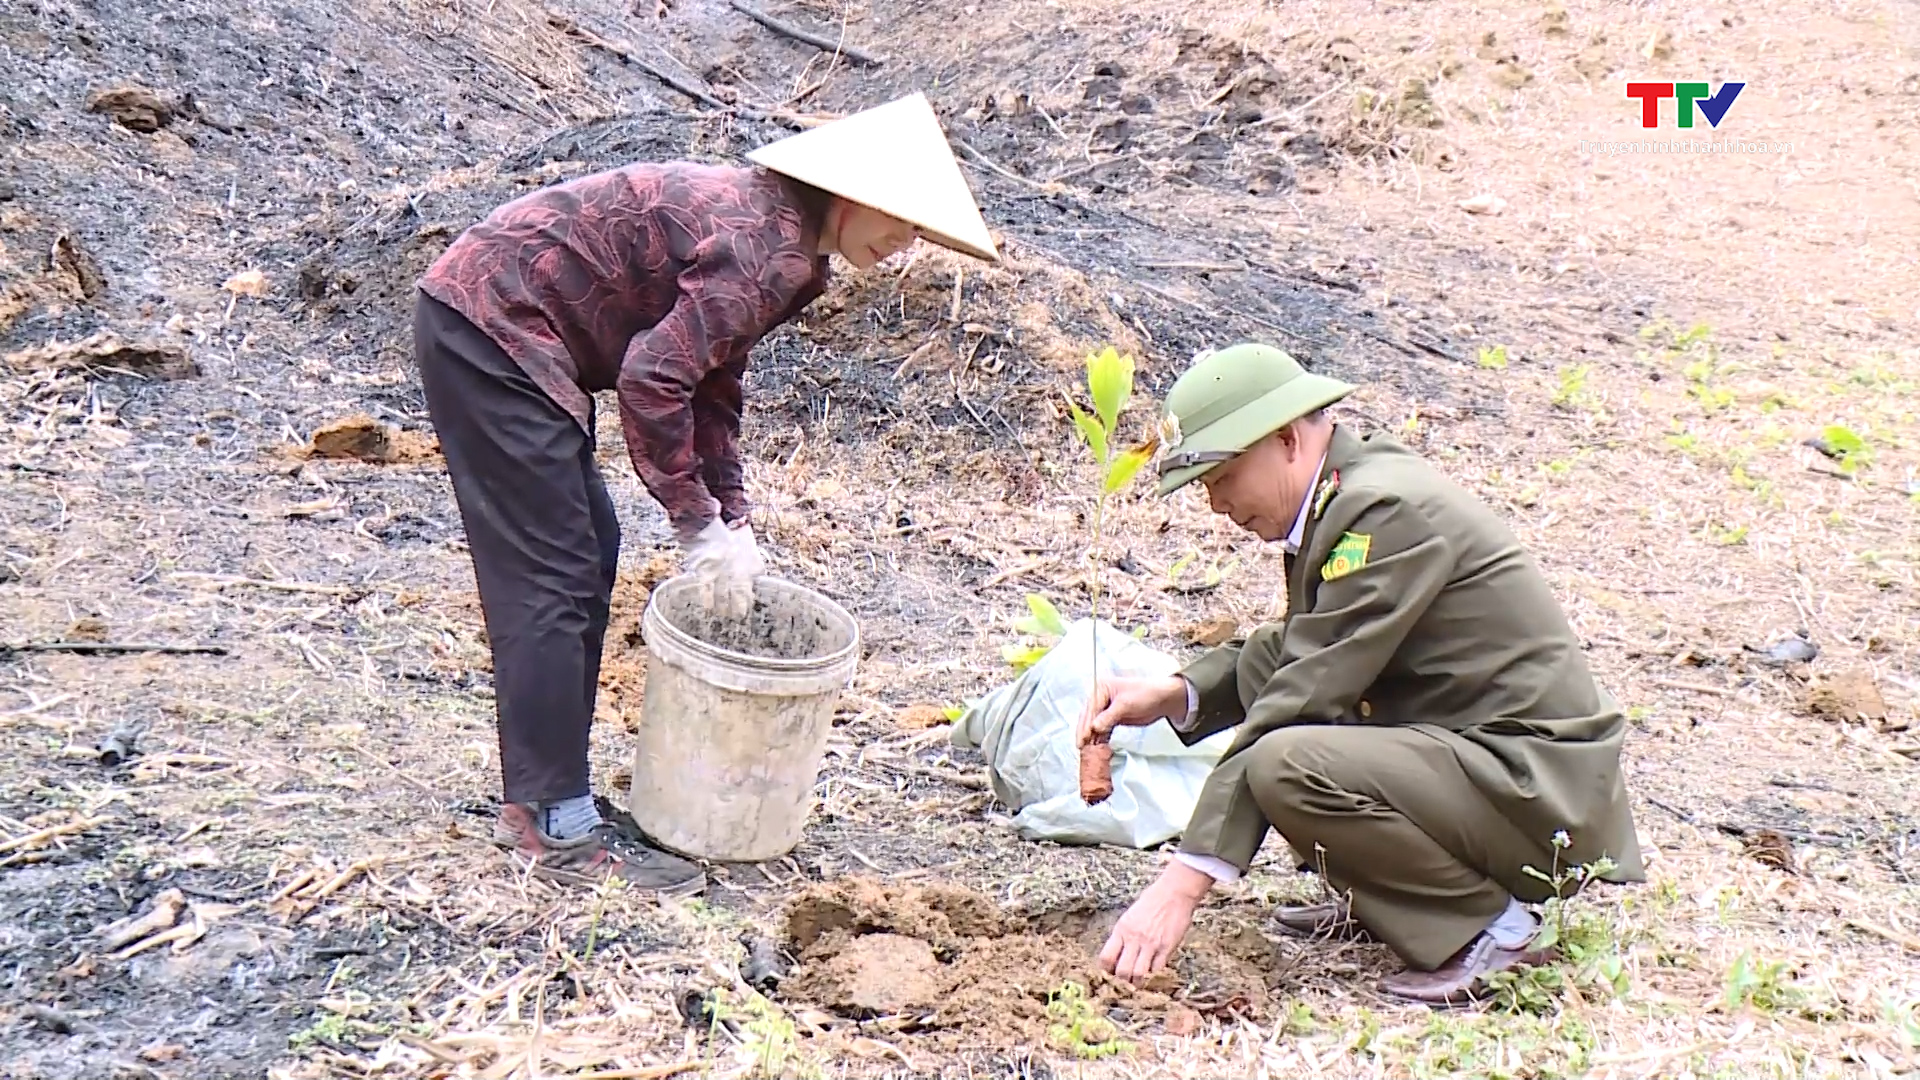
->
xmin=682 ymin=518 xmax=763 ymax=619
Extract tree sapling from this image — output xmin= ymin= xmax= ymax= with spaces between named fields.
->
xmin=1062 ymin=345 xmax=1155 ymax=804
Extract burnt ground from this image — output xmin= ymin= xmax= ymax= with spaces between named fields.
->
xmin=3 ymin=0 xmax=1919 ymax=1076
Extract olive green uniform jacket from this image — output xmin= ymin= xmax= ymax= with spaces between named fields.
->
xmin=1175 ymin=425 xmax=1646 ymax=887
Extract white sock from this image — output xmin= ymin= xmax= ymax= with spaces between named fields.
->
xmin=1485 ymin=894 xmax=1538 ymax=949
xmin=538 ymin=794 xmax=602 ymax=840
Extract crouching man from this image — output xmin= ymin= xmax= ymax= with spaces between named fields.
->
xmin=1079 ymin=343 xmax=1645 ymax=1005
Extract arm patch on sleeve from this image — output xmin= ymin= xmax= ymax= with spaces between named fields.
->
xmin=1320 ymin=531 xmax=1372 ymax=581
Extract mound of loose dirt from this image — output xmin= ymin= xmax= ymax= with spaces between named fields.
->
xmin=777 ymin=878 xmax=1276 ymax=1048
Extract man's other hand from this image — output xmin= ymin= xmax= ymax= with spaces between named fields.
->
xmin=1097 ymin=860 xmax=1213 ymax=983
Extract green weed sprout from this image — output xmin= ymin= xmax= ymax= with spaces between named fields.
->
xmin=1046 ymin=981 xmax=1130 ymax=1059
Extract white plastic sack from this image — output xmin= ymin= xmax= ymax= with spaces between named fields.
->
xmin=949 ymin=618 xmax=1235 ymax=849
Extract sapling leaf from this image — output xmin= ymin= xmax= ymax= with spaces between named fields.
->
xmin=1086 ymin=346 xmax=1133 ymax=437
xmin=1025 ymin=593 xmax=1068 ymax=638
xmin=1102 ymin=445 xmax=1153 ymax=494
xmin=1065 ymin=398 xmax=1109 ymax=466
xmin=1002 ymin=642 xmax=1052 ymax=673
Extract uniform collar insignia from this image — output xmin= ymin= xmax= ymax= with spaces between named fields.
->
xmin=1311 ymin=469 xmax=1340 ymax=520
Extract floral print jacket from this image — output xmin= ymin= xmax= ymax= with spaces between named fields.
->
xmin=419 ymin=163 xmax=830 ymax=540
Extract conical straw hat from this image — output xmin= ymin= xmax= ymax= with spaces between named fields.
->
xmin=748 ymin=93 xmax=999 ymax=262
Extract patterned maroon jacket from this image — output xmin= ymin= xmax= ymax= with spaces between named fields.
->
xmin=418 ymin=163 xmax=831 ymax=541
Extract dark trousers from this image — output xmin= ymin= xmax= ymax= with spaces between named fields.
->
xmin=413 ymin=292 xmax=620 ymax=805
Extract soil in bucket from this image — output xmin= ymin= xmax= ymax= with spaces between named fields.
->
xmin=670 ymin=589 xmax=845 ymax=661
xmin=630 ymin=576 xmax=859 ymax=863
xmin=773 ymin=877 xmax=1286 ymax=1050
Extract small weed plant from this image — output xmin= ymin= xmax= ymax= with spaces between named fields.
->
xmin=708 ymin=987 xmax=814 ymax=1078
xmin=1819 ymin=423 xmax=1871 ymax=474
xmin=1046 ymin=981 xmax=1130 ymax=1059
xmin=1486 ymin=831 xmax=1629 ymax=1014
xmin=1551 ymin=364 xmax=1593 ymax=410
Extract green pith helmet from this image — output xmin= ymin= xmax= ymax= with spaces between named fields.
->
xmin=1155 ymin=343 xmax=1356 ymax=496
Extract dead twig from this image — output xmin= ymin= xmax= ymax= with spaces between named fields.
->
xmin=0 ymin=815 xmax=109 ymax=855
xmin=544 ymin=12 xmax=734 ymax=112
xmin=953 ymin=140 xmax=1050 ymax=192
xmin=0 ymin=640 xmax=228 ymax=657
xmin=727 ymin=0 xmax=883 ymax=66
xmin=1649 ymin=677 xmax=1740 ymax=699
xmin=570 ymin=1064 xmax=700 ymax=1080
xmin=1845 ymin=918 xmax=1920 ymax=954
xmin=1646 ymin=797 xmax=1848 ymax=845
xmin=542 ymin=10 xmax=815 ymax=130
xmin=168 ymin=572 xmax=357 ymax=596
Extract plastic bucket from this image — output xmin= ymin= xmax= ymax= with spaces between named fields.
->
xmin=630 ymin=574 xmax=860 ymax=863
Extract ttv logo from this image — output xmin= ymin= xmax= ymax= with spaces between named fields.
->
xmin=1626 ymin=82 xmax=1744 ymax=128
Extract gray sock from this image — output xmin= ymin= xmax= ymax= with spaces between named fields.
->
xmin=1486 ymin=895 xmax=1539 ymax=949
xmin=538 ymin=795 xmax=601 ymax=840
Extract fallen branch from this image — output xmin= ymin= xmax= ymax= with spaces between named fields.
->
xmin=548 ymin=13 xmax=732 ymax=111
xmin=0 ymin=815 xmax=108 ymax=855
xmin=571 ymin=1064 xmax=699 ymax=1080
xmin=1648 ymin=677 xmax=1740 ymax=699
xmin=727 ymin=0 xmax=883 ymax=66
xmin=0 ymin=640 xmax=228 ymax=657
xmin=1645 ymin=797 xmax=1849 ymax=846
xmin=168 ymin=571 xmax=357 ymax=596
xmin=1845 ymin=917 xmax=1920 ymax=954
xmin=97 ymin=889 xmax=185 ymax=951
xmin=953 ymin=139 xmax=1050 ymax=192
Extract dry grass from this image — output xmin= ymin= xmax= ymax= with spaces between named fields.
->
xmin=372 ymin=0 xmax=621 ymax=125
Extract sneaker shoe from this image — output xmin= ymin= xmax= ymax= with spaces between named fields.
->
xmin=1271 ymin=898 xmax=1374 ymax=942
xmin=1377 ymin=932 xmax=1557 ymax=1007
xmin=493 ymin=802 xmax=705 ymax=897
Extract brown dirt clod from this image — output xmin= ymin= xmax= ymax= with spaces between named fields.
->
xmin=4 ymin=332 xmax=197 ymax=379
xmin=84 ymin=85 xmax=180 ymax=132
xmin=786 ymin=878 xmax=1007 ymax=955
xmin=1805 ymin=668 xmax=1888 ymax=725
xmin=1183 ymin=616 xmax=1239 ymax=647
xmin=897 ymin=704 xmax=952 ymax=730
xmin=50 ymin=233 xmax=107 ymax=301
xmin=788 ymin=932 xmax=942 ymax=1015
xmin=305 ymin=415 xmax=440 ymax=464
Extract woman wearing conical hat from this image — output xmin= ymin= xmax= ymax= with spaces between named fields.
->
xmin=412 ymin=94 xmax=996 ymax=895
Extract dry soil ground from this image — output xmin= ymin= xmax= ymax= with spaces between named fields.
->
xmin=2 ymin=0 xmax=1918 ymax=1076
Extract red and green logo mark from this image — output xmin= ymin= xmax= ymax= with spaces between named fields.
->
xmin=1626 ymin=82 xmax=1744 ymax=128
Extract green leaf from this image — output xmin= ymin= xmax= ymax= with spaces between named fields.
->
xmin=1530 ymin=921 xmax=1561 ymax=953
xmin=1821 ymin=424 xmax=1865 ymax=455
xmin=1102 ymin=445 xmax=1152 ymax=494
xmin=1086 ymin=346 xmax=1134 ymax=436
xmin=1065 ymin=397 xmax=1109 ymax=465
xmin=1024 ymin=593 xmax=1068 ymax=637
xmin=1002 ymin=642 xmax=1052 ymax=673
